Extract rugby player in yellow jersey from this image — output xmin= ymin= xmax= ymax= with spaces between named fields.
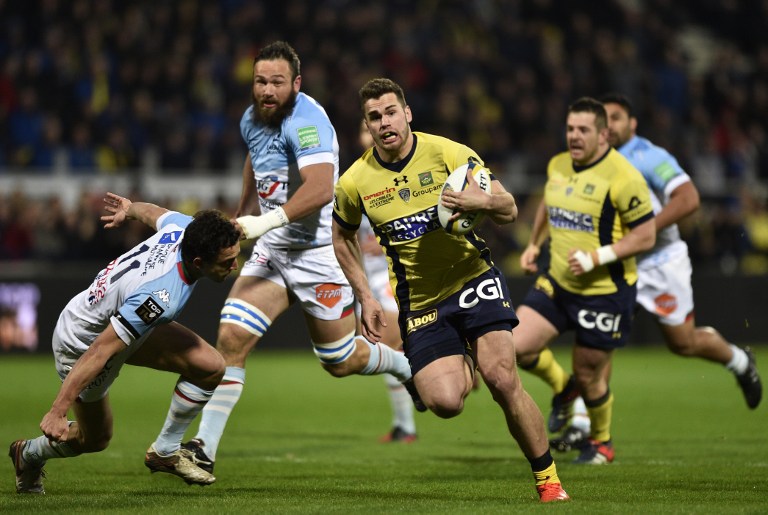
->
xmin=331 ymin=78 xmax=569 ymax=503
xmin=514 ymin=97 xmax=656 ymax=464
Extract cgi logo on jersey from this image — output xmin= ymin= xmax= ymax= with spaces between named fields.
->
xmin=577 ymin=310 xmax=622 ymax=338
xmin=380 ymin=206 xmax=441 ymax=242
xmin=459 ymin=277 xmax=506 ymax=308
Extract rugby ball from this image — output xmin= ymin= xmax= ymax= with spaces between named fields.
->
xmin=437 ymin=163 xmax=492 ymax=235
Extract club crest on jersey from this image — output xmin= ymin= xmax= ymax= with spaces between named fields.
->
xmin=153 ymin=289 xmax=171 ymax=307
xmin=398 ymin=188 xmax=411 ymax=203
xmin=159 ymin=231 xmax=182 ymax=244
xmin=135 ymin=297 xmax=165 ymax=325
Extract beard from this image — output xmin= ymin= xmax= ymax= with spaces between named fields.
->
xmin=251 ymin=89 xmax=297 ymax=128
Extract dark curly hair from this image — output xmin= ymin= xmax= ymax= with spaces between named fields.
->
xmin=181 ymin=210 xmax=240 ymax=264
xmin=254 ymin=41 xmax=301 ymax=81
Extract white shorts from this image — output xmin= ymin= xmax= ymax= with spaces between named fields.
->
xmin=636 ymin=253 xmax=694 ymax=326
xmin=240 ymin=239 xmax=354 ymax=320
xmin=52 ymin=326 xmax=151 ymax=402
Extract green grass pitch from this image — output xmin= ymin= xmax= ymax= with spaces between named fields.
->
xmin=1 ymin=346 xmax=766 ymax=513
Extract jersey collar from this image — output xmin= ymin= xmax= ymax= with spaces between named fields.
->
xmin=619 ymin=135 xmax=641 ymax=154
xmin=572 ymin=147 xmax=611 ymax=172
xmin=177 ymin=256 xmax=194 ymax=285
xmin=372 ymin=134 xmax=418 ymax=173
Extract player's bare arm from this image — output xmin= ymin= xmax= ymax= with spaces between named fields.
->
xmin=102 ymin=192 xmax=169 ymax=230
xmin=520 ymin=200 xmax=549 ymax=274
xmin=237 ymin=162 xmax=334 ymax=240
xmin=40 ymin=325 xmax=127 ymax=442
xmin=235 ymin=153 xmax=261 ymax=218
xmin=282 ymin=162 xmax=334 ymax=220
xmin=654 ymin=181 xmax=700 ymax=232
xmin=332 ymin=221 xmax=386 ymax=342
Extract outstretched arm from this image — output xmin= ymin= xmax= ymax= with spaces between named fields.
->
xmin=102 ymin=192 xmax=169 ymax=230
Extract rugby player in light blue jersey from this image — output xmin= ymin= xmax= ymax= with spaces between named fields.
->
xmin=178 ymin=42 xmax=417 ymax=475
xmin=9 ymin=193 xmax=241 ymax=493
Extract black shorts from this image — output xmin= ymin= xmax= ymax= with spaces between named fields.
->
xmin=521 ymin=274 xmax=636 ymax=350
xmin=402 ymin=266 xmax=519 ymax=375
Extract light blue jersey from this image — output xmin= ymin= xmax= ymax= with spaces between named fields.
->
xmin=618 ymin=135 xmax=691 ymax=267
xmin=240 ymin=92 xmax=339 ymax=249
xmin=54 ymin=212 xmax=197 ymax=357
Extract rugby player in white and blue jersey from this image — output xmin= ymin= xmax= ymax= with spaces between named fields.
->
xmin=603 ymin=93 xmax=760 ymax=411
xmin=179 ymin=42 xmax=417 ymax=474
xmin=9 ymin=193 xmax=241 ymax=493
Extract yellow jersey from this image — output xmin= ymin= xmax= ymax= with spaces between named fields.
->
xmin=334 ymin=132 xmax=493 ymax=312
xmin=545 ymin=147 xmax=654 ymax=295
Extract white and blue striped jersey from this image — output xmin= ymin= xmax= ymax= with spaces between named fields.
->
xmin=240 ymin=92 xmax=339 ymax=249
xmin=54 ymin=211 xmax=197 ymax=357
xmin=618 ymin=135 xmax=691 ymax=267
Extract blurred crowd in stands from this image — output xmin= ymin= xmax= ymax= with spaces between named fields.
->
xmin=1 ymin=0 xmax=768 ymax=275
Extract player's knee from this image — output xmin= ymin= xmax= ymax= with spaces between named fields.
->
xmin=313 ymin=331 xmax=357 ymax=376
xmin=198 ymin=353 xmax=226 ymax=389
xmin=321 ymin=361 xmax=353 ymax=378
xmin=666 ymin=339 xmax=695 ymax=356
xmin=481 ymin=365 xmax=523 ymax=406
xmin=429 ymin=395 xmax=465 ymax=419
xmin=80 ymin=429 xmax=112 ymax=453
xmin=666 ymin=332 xmax=698 ymax=356
xmin=218 ymin=298 xmax=271 ymax=361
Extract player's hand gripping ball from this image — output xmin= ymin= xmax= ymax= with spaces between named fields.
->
xmin=437 ymin=163 xmax=492 ymax=235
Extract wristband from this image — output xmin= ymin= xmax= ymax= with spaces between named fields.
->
xmin=595 ymin=244 xmax=618 ymax=266
xmin=236 ymin=207 xmax=290 ymax=240
xmin=572 ymin=250 xmax=595 ymax=273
